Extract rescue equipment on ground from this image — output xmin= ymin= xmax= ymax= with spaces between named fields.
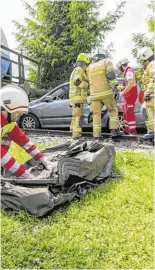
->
xmin=1 ymin=140 xmax=119 ymax=217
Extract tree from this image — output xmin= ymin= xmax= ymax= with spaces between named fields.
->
xmin=131 ymin=0 xmax=154 ymax=87
xmin=14 ymin=0 xmax=126 ymax=89
xmin=132 ymin=0 xmax=154 ymax=60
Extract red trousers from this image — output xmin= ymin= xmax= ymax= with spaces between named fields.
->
xmin=123 ymin=96 xmax=137 ymax=134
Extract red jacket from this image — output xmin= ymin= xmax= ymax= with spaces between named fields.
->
xmin=122 ymin=66 xmax=138 ymax=100
xmin=1 ymin=112 xmax=44 ymax=177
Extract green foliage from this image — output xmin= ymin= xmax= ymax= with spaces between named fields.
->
xmin=147 ymin=17 xmax=154 ymax=33
xmin=147 ymin=0 xmax=155 ymax=33
xmin=135 ymin=68 xmax=144 ymax=88
xmin=1 ymin=150 xmax=153 ymax=269
xmin=132 ymin=0 xmax=154 ymax=84
xmin=132 ymin=0 xmax=154 ymax=60
xmin=14 ymin=0 xmax=126 ymax=89
xmin=132 ymin=34 xmax=154 ymax=60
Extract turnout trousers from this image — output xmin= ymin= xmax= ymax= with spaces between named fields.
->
xmin=70 ymin=103 xmax=83 ymax=139
xmin=123 ymin=96 xmax=137 ymax=134
xmin=90 ymin=94 xmax=118 ymax=138
xmin=142 ymin=96 xmax=155 ymax=133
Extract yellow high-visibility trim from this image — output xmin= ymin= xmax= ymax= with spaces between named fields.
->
xmin=146 ymin=124 xmax=154 ymax=127
xmin=89 ymin=70 xmax=104 ymax=77
xmin=73 ymin=128 xmax=82 ymax=132
xmin=109 ymin=79 xmax=118 ymax=86
xmin=1 ymin=122 xmax=16 ymax=138
xmin=145 ymin=119 xmax=154 ymax=123
xmin=110 ymin=117 xmax=118 ymax=120
xmin=93 ymin=126 xmax=101 ymax=129
xmin=90 ymin=90 xmax=112 ymax=97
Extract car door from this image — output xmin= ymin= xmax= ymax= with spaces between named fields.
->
xmin=134 ymin=84 xmax=145 ymax=127
xmin=42 ymin=84 xmax=72 ymax=127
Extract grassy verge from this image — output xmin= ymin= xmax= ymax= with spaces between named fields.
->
xmin=1 ymin=145 xmax=154 ymax=269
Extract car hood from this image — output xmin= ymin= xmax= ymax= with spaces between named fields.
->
xmin=29 ymin=99 xmax=41 ymax=107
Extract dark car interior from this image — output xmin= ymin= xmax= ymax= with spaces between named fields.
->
xmin=42 ymin=84 xmax=69 ymax=102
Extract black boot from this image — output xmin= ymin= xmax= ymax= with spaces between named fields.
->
xmin=110 ymin=129 xmax=121 ymax=137
xmin=143 ymin=132 xmax=154 ymax=140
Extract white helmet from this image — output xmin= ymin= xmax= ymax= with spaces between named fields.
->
xmin=138 ymin=47 xmax=154 ymax=61
xmin=117 ymin=58 xmax=129 ymax=69
xmin=0 ymin=84 xmax=29 ymax=113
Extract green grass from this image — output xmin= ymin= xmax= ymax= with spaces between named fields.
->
xmin=1 ymin=145 xmax=154 ymax=269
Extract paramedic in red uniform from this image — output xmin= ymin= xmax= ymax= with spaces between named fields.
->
xmin=117 ymin=58 xmax=138 ymax=135
xmin=0 ymin=85 xmax=53 ymax=179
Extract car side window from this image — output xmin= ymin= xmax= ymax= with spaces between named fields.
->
xmin=46 ymin=87 xmax=64 ymax=100
xmin=55 ymin=88 xmax=64 ymax=97
xmin=42 ymin=84 xmax=69 ymax=101
xmin=55 ymin=85 xmax=69 ymax=100
xmin=61 ymin=85 xmax=69 ymax=100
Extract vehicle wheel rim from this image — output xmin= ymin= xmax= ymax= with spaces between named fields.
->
xmin=22 ymin=117 xmax=36 ymax=129
xmin=118 ymin=115 xmax=124 ymax=131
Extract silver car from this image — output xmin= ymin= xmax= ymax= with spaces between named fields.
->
xmin=19 ymin=79 xmax=145 ymax=131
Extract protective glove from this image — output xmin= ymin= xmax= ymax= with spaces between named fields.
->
xmin=144 ymin=92 xmax=152 ymax=102
xmin=21 ymin=170 xmax=34 ymax=179
xmin=39 ymin=157 xmax=53 ymax=171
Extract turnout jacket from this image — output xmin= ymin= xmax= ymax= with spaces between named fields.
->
xmin=142 ymin=60 xmax=155 ymax=96
xmin=88 ymin=59 xmax=118 ymax=101
xmin=1 ymin=112 xmax=44 ymax=177
xmin=69 ymin=66 xmax=89 ymax=105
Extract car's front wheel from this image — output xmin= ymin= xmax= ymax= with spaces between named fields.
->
xmin=20 ymin=114 xmax=40 ymax=129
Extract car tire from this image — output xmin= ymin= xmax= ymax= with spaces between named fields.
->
xmin=118 ymin=114 xmax=124 ymax=132
xmin=20 ymin=114 xmax=40 ymax=129
xmin=104 ymin=114 xmax=124 ymax=132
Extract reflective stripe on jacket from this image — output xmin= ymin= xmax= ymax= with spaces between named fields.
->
xmin=69 ymin=66 xmax=89 ymax=104
xmin=1 ymin=122 xmax=16 ymax=138
xmin=0 ymin=112 xmax=44 ymax=176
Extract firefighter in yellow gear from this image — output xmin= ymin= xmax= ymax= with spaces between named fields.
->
xmin=138 ymin=47 xmax=155 ymax=139
xmin=87 ymin=49 xmax=120 ymax=138
xmin=69 ymin=53 xmax=90 ymax=139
